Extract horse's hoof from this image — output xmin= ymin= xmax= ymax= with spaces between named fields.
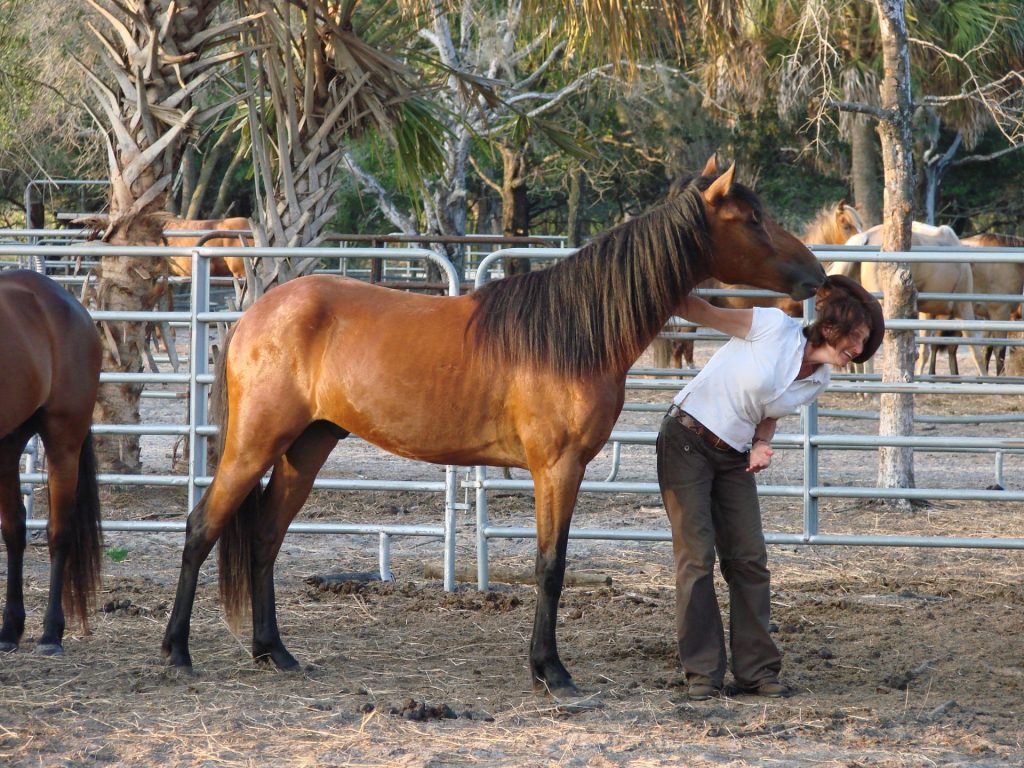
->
xmin=35 ymin=643 xmax=64 ymax=656
xmin=533 ymin=674 xmax=579 ymax=698
xmin=0 ymin=641 xmax=18 ymax=653
xmin=161 ymin=644 xmax=194 ymax=670
xmin=254 ymin=643 xmax=299 ymax=671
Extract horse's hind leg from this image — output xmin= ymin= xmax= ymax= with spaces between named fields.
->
xmin=250 ymin=421 xmax=341 ymax=669
xmin=162 ymin=458 xmax=275 ymax=669
xmin=0 ymin=434 xmax=32 ymax=652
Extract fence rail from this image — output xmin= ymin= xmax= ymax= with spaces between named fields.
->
xmin=5 ymin=239 xmax=1024 ymax=591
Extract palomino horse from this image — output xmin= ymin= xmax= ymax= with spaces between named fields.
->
xmin=651 ymin=200 xmax=863 ymax=369
xmin=838 ymin=222 xmax=986 ymax=376
xmin=0 ymin=270 xmax=103 ymax=654
xmin=163 ymin=217 xmax=253 ymax=279
xmin=961 ymin=233 xmax=1024 ymax=374
xmin=161 ymin=158 xmax=826 ymax=694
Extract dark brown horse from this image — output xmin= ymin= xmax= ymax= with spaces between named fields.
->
xmin=161 ymin=158 xmax=826 ymax=694
xmin=0 ymin=270 xmax=103 ymax=654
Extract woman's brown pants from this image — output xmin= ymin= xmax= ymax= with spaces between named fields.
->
xmin=656 ymin=414 xmax=781 ymax=689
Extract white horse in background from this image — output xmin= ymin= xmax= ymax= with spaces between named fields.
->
xmin=833 ymin=222 xmax=986 ymax=376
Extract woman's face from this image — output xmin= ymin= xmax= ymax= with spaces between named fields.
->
xmin=823 ymin=323 xmax=871 ymax=366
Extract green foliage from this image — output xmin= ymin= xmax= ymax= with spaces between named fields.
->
xmin=331 ymin=134 xmax=417 ymax=234
xmin=106 ymin=547 xmax=129 ymax=563
xmin=392 ymin=97 xmax=449 ymax=195
xmin=940 ymin=137 xmax=1024 ymax=236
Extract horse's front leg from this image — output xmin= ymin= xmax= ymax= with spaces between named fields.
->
xmin=529 ymin=459 xmax=586 ymax=696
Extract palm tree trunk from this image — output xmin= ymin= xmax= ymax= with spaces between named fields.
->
xmin=90 ymin=253 xmax=167 ymax=471
xmin=851 ymin=116 xmax=882 ymax=227
xmin=81 ymin=0 xmax=251 ymax=469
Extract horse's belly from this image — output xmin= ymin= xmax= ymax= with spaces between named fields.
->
xmin=321 ymin=372 xmax=522 ymax=467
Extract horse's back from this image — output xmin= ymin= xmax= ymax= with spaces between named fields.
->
xmin=848 ymin=222 xmax=961 ymax=248
xmin=164 ymin=217 xmax=252 ymax=277
xmin=224 ymin=275 xmax=620 ymax=467
xmin=226 ymin=275 xmax=498 ymax=460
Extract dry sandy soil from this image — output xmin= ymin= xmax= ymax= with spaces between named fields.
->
xmin=3 ymin=345 xmax=1024 ymax=767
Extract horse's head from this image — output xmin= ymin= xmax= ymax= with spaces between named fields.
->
xmin=699 ymin=158 xmax=825 ymax=301
xmin=835 ymin=201 xmax=865 ymax=242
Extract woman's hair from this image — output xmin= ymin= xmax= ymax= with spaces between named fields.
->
xmin=804 ymin=285 xmax=874 ymax=348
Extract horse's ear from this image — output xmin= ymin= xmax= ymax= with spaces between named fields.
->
xmin=837 ymin=200 xmax=846 ymax=211
xmin=702 ymin=162 xmax=736 ymax=206
xmin=701 ymin=154 xmax=721 ymax=177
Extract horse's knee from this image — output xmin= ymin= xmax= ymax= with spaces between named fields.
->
xmin=1 ymin=507 xmax=27 ymax=550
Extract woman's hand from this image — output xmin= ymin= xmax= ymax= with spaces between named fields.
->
xmin=746 ymin=441 xmax=774 ymax=473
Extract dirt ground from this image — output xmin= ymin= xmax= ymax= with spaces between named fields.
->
xmin=3 ymin=347 xmax=1024 ymax=767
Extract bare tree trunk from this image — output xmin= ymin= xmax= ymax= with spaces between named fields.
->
xmin=851 ymin=115 xmax=882 ymax=227
xmin=874 ymin=0 xmax=917 ymax=504
xmin=186 ymin=128 xmax=235 ymax=218
xmin=90 ymin=251 xmax=166 ymax=472
xmin=566 ymin=167 xmax=585 ymax=247
xmin=178 ymin=145 xmax=198 ymax=217
xmin=501 ymin=145 xmax=530 ymax=276
xmin=211 ymin=137 xmax=248 ymax=218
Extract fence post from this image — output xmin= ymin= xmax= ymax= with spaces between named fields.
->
xmin=188 ymin=247 xmax=210 ymax=512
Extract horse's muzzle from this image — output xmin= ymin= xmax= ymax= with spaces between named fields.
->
xmin=788 ymin=266 xmax=827 ymax=300
xmin=789 ymin=277 xmax=825 ymax=301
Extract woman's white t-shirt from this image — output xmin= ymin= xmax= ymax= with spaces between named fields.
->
xmin=671 ymin=307 xmax=830 ymax=451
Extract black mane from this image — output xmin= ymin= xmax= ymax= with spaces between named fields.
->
xmin=469 ymin=173 xmax=742 ymax=376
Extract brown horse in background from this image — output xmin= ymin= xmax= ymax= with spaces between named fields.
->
xmin=0 ymin=270 xmax=103 ymax=655
xmin=962 ymin=233 xmax=1024 ymax=374
xmin=161 ymin=158 xmax=826 ymax=695
xmin=651 ymin=200 xmax=862 ymax=369
xmin=163 ymin=217 xmax=253 ymax=279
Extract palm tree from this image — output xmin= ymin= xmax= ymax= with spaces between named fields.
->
xmin=77 ymin=0 xmax=253 ymax=470
xmin=231 ymin=0 xmax=445 ymax=290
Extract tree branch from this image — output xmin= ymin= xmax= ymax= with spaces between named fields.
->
xmin=825 ymin=99 xmax=892 ymax=120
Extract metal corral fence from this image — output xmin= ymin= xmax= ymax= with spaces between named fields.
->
xmin=4 ymin=237 xmax=1024 ymax=593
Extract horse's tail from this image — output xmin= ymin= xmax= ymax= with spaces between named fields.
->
xmin=64 ymin=430 xmax=103 ymax=629
xmin=208 ymin=327 xmax=233 ymax=467
xmin=210 ymin=325 xmax=257 ymax=630
xmin=218 ymin=485 xmax=259 ymax=631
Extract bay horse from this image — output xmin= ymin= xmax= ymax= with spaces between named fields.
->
xmin=838 ymin=222 xmax=986 ymax=376
xmin=961 ymin=233 xmax=1024 ymax=374
xmin=0 ymin=270 xmax=103 ymax=654
xmin=160 ymin=158 xmax=826 ymax=695
xmin=652 ymin=200 xmax=862 ymax=369
xmin=163 ymin=217 xmax=253 ymax=279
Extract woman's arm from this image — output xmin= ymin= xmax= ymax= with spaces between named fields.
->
xmin=747 ymin=417 xmax=778 ymax=473
xmin=676 ymin=295 xmax=754 ymax=339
